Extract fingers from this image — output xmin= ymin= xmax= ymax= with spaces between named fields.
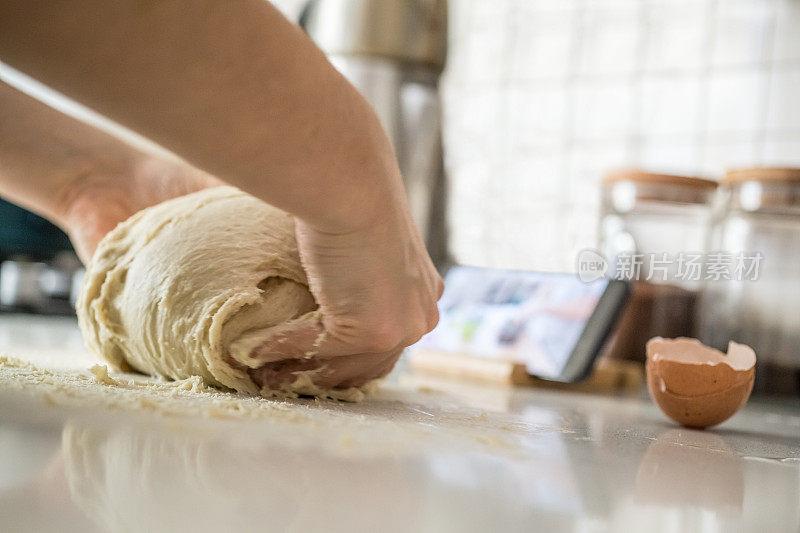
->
xmin=312 ymin=350 xmax=401 ymax=388
xmin=227 ymin=308 xmax=404 ymax=392
xmin=247 ymin=349 xmax=401 ymax=391
xmin=246 ymin=357 xmax=319 ymax=390
xmin=228 ymin=310 xmax=354 ymax=368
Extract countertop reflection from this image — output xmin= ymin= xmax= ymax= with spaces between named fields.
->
xmin=0 ymin=315 xmax=798 ymax=532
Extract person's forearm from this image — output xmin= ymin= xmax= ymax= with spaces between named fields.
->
xmin=0 ymin=0 xmax=402 ymax=232
xmin=0 ymin=80 xmax=143 ymax=226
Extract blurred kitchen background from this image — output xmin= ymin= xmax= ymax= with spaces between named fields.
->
xmin=279 ymin=0 xmax=800 ymax=271
xmin=1 ymin=0 xmax=799 ymax=393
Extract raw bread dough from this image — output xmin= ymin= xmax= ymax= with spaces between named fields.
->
xmin=77 ymin=186 xmax=369 ymax=401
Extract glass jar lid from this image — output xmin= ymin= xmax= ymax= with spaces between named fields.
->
xmin=602 ymin=169 xmax=717 ymax=211
xmin=723 ymin=167 xmax=800 ymax=213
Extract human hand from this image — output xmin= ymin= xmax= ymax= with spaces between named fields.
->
xmin=60 ymin=157 xmax=223 ymax=263
xmin=237 ymin=199 xmax=444 ymax=390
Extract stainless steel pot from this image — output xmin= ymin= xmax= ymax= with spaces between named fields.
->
xmin=301 ymin=0 xmax=449 ymax=267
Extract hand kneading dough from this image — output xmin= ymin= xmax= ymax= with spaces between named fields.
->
xmin=77 ymin=187 xmax=372 ymax=402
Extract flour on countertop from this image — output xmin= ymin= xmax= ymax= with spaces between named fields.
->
xmin=0 ymin=354 xmax=522 ymax=458
xmin=0 ymin=354 xmax=311 ymax=421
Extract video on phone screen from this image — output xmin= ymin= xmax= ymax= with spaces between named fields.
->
xmin=416 ymin=267 xmax=609 ymax=379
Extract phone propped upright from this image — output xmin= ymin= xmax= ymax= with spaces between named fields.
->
xmin=416 ymin=266 xmax=630 ymax=383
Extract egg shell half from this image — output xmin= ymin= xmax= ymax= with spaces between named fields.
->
xmin=646 ymin=337 xmax=756 ymax=429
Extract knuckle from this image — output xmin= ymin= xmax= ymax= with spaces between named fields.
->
xmin=405 ymin=306 xmax=439 ymax=347
xmin=434 ymin=276 xmax=445 ymax=300
xmin=359 ymin=321 xmax=404 ymax=353
xmin=353 ymin=286 xmax=443 ymax=352
xmin=426 ymin=305 xmax=440 ymax=332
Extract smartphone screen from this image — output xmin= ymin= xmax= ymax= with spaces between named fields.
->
xmin=416 ymin=266 xmax=629 ymax=382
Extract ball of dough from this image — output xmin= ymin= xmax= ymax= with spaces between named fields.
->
xmin=77 ymin=186 xmax=368 ymax=401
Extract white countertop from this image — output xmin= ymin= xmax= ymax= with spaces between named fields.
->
xmin=0 ymin=315 xmax=798 ymax=533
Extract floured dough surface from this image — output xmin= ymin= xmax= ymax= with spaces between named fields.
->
xmin=76 ymin=186 xmax=370 ymax=401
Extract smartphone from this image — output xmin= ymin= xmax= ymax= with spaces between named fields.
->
xmin=416 ymin=266 xmax=630 ymax=382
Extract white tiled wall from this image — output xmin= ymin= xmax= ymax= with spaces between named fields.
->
xmin=4 ymin=1 xmax=795 ymax=274
xmin=254 ymin=0 xmax=800 ymax=271
xmin=442 ymin=0 xmax=800 ymax=272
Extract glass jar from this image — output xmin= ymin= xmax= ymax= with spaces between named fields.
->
xmin=698 ymin=167 xmax=800 ymax=396
xmin=598 ymin=170 xmax=718 ymax=362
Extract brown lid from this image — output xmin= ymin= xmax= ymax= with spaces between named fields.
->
xmin=603 ymin=169 xmax=718 ymax=189
xmin=723 ymin=167 xmax=800 ymax=184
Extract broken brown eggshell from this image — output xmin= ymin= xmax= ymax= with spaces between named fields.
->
xmin=646 ymin=337 xmax=756 ymax=429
